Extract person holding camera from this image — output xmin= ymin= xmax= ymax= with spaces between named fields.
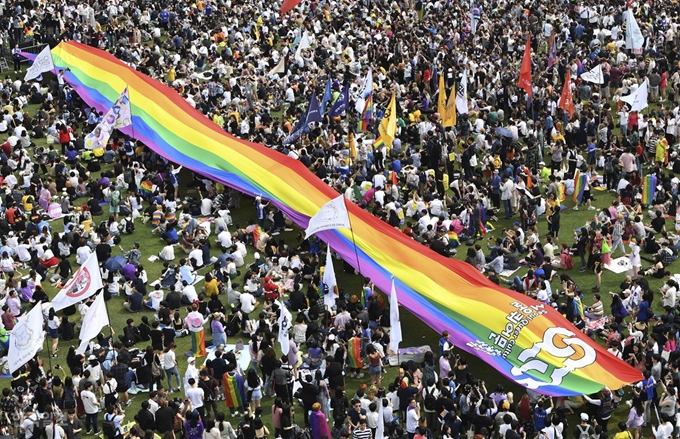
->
xmin=103 ymin=404 xmax=125 ymax=439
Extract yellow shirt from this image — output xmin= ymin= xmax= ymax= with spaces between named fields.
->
xmin=204 ymin=278 xmax=219 ymax=297
xmin=167 ymin=68 xmax=176 ymax=82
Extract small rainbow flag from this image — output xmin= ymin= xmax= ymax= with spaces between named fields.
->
xmin=358 ymin=95 xmax=373 ymax=132
xmin=574 ymin=295 xmax=584 ymax=319
xmin=642 ymin=174 xmax=657 ymax=205
xmin=557 ymin=183 xmax=566 ymax=202
xmin=374 ymin=135 xmax=384 ymax=149
xmin=140 ymin=180 xmax=154 ymax=197
xmin=572 ymin=170 xmax=586 ymax=203
xmin=448 ymin=231 xmax=460 ymax=244
xmin=347 ymin=336 xmax=363 ymax=368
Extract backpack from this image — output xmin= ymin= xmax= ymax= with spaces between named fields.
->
xmin=102 ymin=414 xmax=117 ymax=439
xmin=576 ymin=425 xmax=591 ymax=439
xmin=111 ymin=190 xmax=120 ymax=207
xmin=605 ymin=158 xmax=615 ymax=174
xmin=423 ymin=386 xmax=437 ymax=411
xmin=123 ymin=170 xmax=133 ymax=185
xmin=124 ymin=219 xmax=135 ymax=234
xmin=422 ymin=364 xmax=436 ymax=386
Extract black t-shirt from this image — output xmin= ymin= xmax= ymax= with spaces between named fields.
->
xmin=472 ymin=414 xmax=494 ymax=434
xmin=166 ymin=291 xmax=181 ymax=310
xmin=652 ymin=216 xmax=666 ymax=233
xmin=506 ymin=430 xmax=522 ymax=439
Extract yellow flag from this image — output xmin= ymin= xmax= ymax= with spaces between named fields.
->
xmin=443 ymin=84 xmax=457 ymax=128
xmin=378 ymin=91 xmax=397 ymax=147
xmin=438 ymin=76 xmax=447 ymax=120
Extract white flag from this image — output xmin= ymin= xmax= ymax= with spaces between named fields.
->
xmin=322 ymin=245 xmax=339 ymax=308
xmin=295 ymin=32 xmax=311 ymax=59
xmin=304 ymin=195 xmax=351 ymax=239
xmin=8 ymin=303 xmax=45 ymax=373
xmin=24 ymin=46 xmax=55 ymax=81
xmin=389 ymin=278 xmax=403 ymax=353
xmin=277 ymin=299 xmax=292 ymax=356
xmin=269 ymin=58 xmax=285 ymax=76
xmin=620 ymin=78 xmax=649 ymax=112
xmin=580 ymin=64 xmax=604 ymax=84
xmin=625 ymin=9 xmax=644 ymax=52
xmin=84 ymin=87 xmax=132 ymax=150
xmin=76 ymin=293 xmax=109 ymax=354
xmin=376 ymin=402 xmax=385 ymax=439
xmin=355 ymin=69 xmax=374 ymax=114
xmin=52 ymin=252 xmax=103 ymax=311
xmin=456 ymin=70 xmax=469 ymax=115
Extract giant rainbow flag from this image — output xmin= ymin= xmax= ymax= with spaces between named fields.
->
xmin=32 ymin=42 xmax=642 ymax=395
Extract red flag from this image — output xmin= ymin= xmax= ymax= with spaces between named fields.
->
xmin=518 ymin=35 xmax=532 ymax=97
xmin=281 ymin=0 xmax=302 ymax=15
xmin=559 ymin=70 xmax=575 ymax=117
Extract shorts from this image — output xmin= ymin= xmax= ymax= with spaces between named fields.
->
xmin=49 ymin=327 xmax=59 ymax=339
xmin=582 ymin=190 xmax=592 ymax=202
xmin=369 ymin=365 xmax=382 ymax=376
xmin=587 ymin=155 xmax=596 ymax=165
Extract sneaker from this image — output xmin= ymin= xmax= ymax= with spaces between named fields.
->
xmin=350 ymin=372 xmax=356 ymax=378
xmin=94 ymin=431 xmax=102 ymax=435
xmin=625 ymin=400 xmax=632 ymax=407
xmin=86 ymin=431 xmax=93 ymax=435
xmin=573 ymin=206 xmax=579 ymax=210
xmin=125 ymin=400 xmax=132 ymax=406
xmin=231 ymin=412 xmax=236 ymax=418
xmin=588 ymin=206 xmax=596 ymax=211
xmin=579 ymin=267 xmax=587 ymax=272
xmin=357 ymin=373 xmax=365 ymax=378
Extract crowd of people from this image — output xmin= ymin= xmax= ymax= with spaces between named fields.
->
xmin=2 ymin=0 xmax=680 ymax=438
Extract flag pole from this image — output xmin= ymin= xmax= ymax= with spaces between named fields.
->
xmin=343 ymin=197 xmax=362 ymax=275
xmin=44 ymin=336 xmax=52 ymax=370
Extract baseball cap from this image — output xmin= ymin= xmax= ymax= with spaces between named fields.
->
xmin=188 ymin=357 xmax=196 ymax=363
xmin=580 ymin=413 xmax=589 ymax=421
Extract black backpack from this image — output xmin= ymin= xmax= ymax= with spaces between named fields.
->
xmin=423 ymin=386 xmax=436 ymax=411
xmin=124 ymin=220 xmax=135 ymax=234
xmin=102 ymin=414 xmax=117 ymax=439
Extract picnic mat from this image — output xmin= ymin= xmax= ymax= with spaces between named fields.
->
xmin=499 ymin=267 xmax=520 ymax=278
xmin=149 ymin=275 xmax=204 ymax=288
xmin=388 ymin=345 xmax=433 ymax=366
xmin=605 ymin=256 xmax=631 ymax=274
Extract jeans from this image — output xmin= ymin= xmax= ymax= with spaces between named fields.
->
xmin=503 ymin=199 xmax=512 ymax=219
xmin=86 ymin=413 xmax=98 ymax=433
xmin=165 ymin=366 xmax=181 ymax=390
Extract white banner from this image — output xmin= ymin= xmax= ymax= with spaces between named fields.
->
xmin=625 ymin=9 xmax=644 ymax=52
xmin=8 ymin=303 xmax=45 ymax=373
xmin=322 ymin=245 xmax=339 ymax=308
xmin=355 ymin=69 xmax=374 ymax=114
xmin=580 ymin=65 xmax=604 ymax=84
xmin=304 ymin=195 xmax=351 ymax=239
xmin=389 ymin=278 xmax=403 ymax=353
xmin=620 ymin=78 xmax=649 ymax=112
xmin=277 ymin=299 xmax=292 ymax=356
xmin=77 ymin=293 xmax=109 ymax=354
xmin=24 ymin=46 xmax=55 ymax=81
xmin=52 ymin=252 xmax=103 ymax=311
xmin=456 ymin=70 xmax=469 ymax=115
xmin=84 ymin=87 xmax=132 ymax=150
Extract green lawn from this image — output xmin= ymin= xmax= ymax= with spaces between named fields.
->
xmin=3 ymin=91 xmax=671 ymax=436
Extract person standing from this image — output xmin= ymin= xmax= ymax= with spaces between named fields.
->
xmin=81 ymin=381 xmax=101 ymax=435
xmin=186 ymin=303 xmax=207 ymax=357
xmin=406 ymin=398 xmax=420 ymax=439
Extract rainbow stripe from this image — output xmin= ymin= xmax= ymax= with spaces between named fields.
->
xmin=190 ymin=329 xmax=206 ymax=357
xmin=39 ymin=42 xmax=642 ymax=396
xmin=347 ymin=336 xmax=363 ymax=369
xmin=222 ymin=373 xmax=246 ymax=409
xmin=572 ymin=170 xmax=586 ymax=203
xmin=643 ymin=175 xmax=657 ymax=205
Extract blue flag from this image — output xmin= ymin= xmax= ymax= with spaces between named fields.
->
xmin=283 ymin=105 xmax=309 ymax=145
xmin=303 ymin=93 xmax=322 ymax=133
xmin=319 ymin=76 xmax=332 ymax=116
xmin=328 ymin=85 xmax=349 ymax=118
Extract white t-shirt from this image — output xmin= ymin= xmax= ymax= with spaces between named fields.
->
xmin=240 ymin=292 xmax=256 ymax=314
xmin=149 ymin=289 xmax=164 ymax=310
xmin=162 ymin=350 xmax=176 ymax=369
xmin=186 ymin=386 xmax=204 ymax=408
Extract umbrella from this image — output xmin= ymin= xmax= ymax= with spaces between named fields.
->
xmin=495 ymin=126 xmax=513 ymax=138
xmin=104 ymin=255 xmax=127 ymax=272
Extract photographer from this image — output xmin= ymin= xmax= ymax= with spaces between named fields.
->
xmin=103 ymin=404 xmax=125 ymax=439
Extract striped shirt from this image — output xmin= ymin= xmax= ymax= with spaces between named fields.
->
xmin=352 ymin=427 xmax=372 ymax=439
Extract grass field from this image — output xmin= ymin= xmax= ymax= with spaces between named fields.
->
xmin=3 ymin=94 xmax=672 ymax=436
